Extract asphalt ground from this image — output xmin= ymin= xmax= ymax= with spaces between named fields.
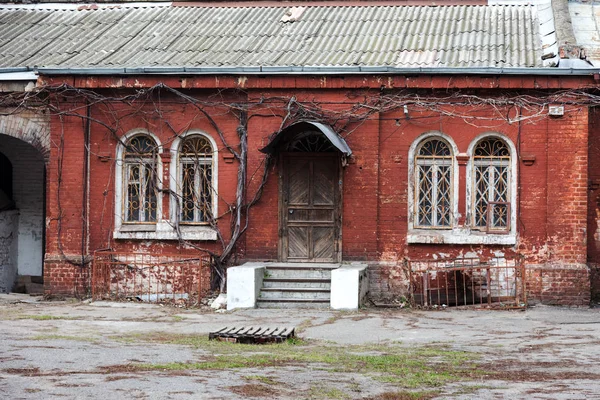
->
xmin=1 ymin=294 xmax=600 ymax=399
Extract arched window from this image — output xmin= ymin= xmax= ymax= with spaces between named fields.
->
xmin=471 ymin=137 xmax=511 ymax=231
xmin=414 ymin=138 xmax=453 ymax=228
xmin=178 ymin=135 xmax=214 ymax=224
xmin=123 ymin=135 xmax=159 ymax=223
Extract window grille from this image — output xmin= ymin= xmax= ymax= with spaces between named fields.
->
xmin=124 ymin=135 xmax=158 ymax=223
xmin=414 ymin=138 xmax=453 ymax=228
xmin=472 ymin=138 xmax=510 ymax=231
xmin=179 ymin=136 xmax=213 ymax=224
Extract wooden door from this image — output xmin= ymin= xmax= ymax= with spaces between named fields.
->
xmin=280 ymin=154 xmax=341 ymax=262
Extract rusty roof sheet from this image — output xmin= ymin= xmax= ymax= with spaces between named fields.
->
xmin=0 ymin=4 xmax=547 ymax=70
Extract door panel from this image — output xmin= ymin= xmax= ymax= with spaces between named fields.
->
xmin=313 ymin=167 xmax=335 ymax=205
xmin=288 ymin=160 xmax=310 ymax=205
xmin=288 ymin=226 xmax=309 ymax=259
xmin=313 ymin=226 xmax=335 ymax=260
xmin=281 ymin=155 xmax=340 ymax=262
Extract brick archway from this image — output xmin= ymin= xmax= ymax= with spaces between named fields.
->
xmin=0 ymin=111 xmax=50 ymax=162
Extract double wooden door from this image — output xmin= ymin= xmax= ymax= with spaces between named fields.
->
xmin=280 ymin=154 xmax=341 ymax=262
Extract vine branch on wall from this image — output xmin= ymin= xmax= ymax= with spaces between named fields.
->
xmin=2 ymin=83 xmax=600 ymax=292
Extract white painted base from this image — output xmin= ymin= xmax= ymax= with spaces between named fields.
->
xmin=226 ymin=262 xmax=265 ymax=310
xmin=330 ymin=263 xmax=368 ymax=310
xmin=407 ymin=229 xmax=516 ymax=245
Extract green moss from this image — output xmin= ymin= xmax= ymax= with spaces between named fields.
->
xmin=243 ymin=375 xmax=279 ymax=385
xmin=115 ymin=335 xmax=479 ymax=389
xmin=30 ymin=334 xmax=99 ymax=343
xmin=19 ymin=315 xmax=79 ymax=321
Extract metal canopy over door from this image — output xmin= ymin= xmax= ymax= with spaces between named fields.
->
xmin=280 ymin=153 xmax=341 ymax=262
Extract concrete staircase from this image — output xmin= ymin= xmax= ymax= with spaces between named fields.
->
xmin=256 ymin=263 xmax=339 ymax=309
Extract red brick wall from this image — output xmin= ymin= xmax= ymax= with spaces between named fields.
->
xmin=44 ymin=95 xmax=243 ymax=295
xmin=526 ymin=265 xmax=591 ymax=306
xmin=41 ymin=83 xmax=592 ymax=305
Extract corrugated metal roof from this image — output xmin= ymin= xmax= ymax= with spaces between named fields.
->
xmin=0 ymin=4 xmax=546 ymax=69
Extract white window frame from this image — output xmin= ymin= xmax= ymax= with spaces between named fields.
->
xmin=408 ymin=132 xmax=459 ymax=234
xmin=413 ymin=137 xmax=455 ymax=229
xmin=114 ymin=130 xmax=163 ymax=238
xmin=169 ymin=131 xmax=218 ymax=240
xmin=466 ymin=133 xmax=517 ymax=238
xmin=407 ymin=131 xmax=517 ymax=245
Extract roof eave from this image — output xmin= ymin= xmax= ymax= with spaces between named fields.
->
xmin=18 ymin=66 xmax=600 ymax=76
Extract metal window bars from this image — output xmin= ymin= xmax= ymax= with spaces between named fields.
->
xmin=178 ymin=135 xmax=214 ymax=224
xmin=123 ymin=135 xmax=159 ymax=223
xmin=408 ymin=257 xmax=526 ymax=309
xmin=472 ymin=137 xmax=511 ymax=230
xmin=415 ymin=138 xmax=453 ymax=228
xmin=92 ymin=250 xmax=211 ymax=306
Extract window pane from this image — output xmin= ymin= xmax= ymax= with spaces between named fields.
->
xmin=126 ymin=136 xmax=156 ymax=155
xmin=472 ymin=138 xmax=510 ymax=230
xmin=200 ymin=165 xmax=212 ymax=222
xmin=417 ymin=165 xmax=433 ymax=226
xmin=436 ymin=165 xmax=451 ymax=226
xmin=415 ymin=138 xmax=452 ymax=228
xmin=474 ymin=166 xmax=488 ymax=228
xmin=181 ymin=163 xmax=196 ymax=222
xmin=126 ymin=165 xmax=141 ymax=222
xmin=179 ymin=136 xmax=214 ymax=224
xmin=143 ymin=164 xmax=157 ymax=222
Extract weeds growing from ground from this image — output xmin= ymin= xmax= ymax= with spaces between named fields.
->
xmin=112 ymin=332 xmax=480 ymax=389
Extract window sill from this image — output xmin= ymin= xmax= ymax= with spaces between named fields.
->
xmin=114 ymin=221 xmax=217 ymax=241
xmin=407 ymin=228 xmax=516 ymax=245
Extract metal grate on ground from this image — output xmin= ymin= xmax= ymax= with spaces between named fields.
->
xmin=409 ymin=257 xmax=526 ymax=309
xmin=209 ymin=327 xmax=295 ymax=344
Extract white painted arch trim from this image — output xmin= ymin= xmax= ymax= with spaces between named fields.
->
xmin=407 ymin=131 xmax=460 ymax=231
xmin=169 ymin=130 xmax=218 ymax=241
xmin=465 ymin=132 xmax=518 ymax=239
xmin=114 ymin=129 xmax=164 ymax=238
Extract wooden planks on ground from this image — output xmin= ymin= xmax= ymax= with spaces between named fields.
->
xmin=208 ymin=326 xmax=295 ymax=343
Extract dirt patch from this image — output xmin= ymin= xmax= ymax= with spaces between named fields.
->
xmin=105 ymin=375 xmax=134 ymax=382
xmin=367 ymin=391 xmax=438 ymax=400
xmin=228 ymin=383 xmax=280 ymax=398
xmin=479 ymin=359 xmax=600 ymax=382
xmin=4 ymin=367 xmax=40 ymax=376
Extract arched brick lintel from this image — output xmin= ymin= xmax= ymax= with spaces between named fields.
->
xmin=0 ymin=112 xmax=51 ymax=162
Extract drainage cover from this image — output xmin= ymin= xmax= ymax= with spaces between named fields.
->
xmin=209 ymin=326 xmax=295 ymax=344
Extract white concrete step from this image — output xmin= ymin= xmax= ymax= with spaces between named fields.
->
xmin=260 ymin=287 xmax=330 ymax=300
xmin=265 ymin=267 xmax=334 ymax=279
xmin=256 ymin=263 xmax=339 ymax=309
xmin=256 ymin=298 xmax=330 ymax=309
xmin=262 ymin=278 xmax=331 ymax=289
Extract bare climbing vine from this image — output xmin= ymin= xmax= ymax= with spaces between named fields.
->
xmin=1 ymin=82 xmax=600 ymax=292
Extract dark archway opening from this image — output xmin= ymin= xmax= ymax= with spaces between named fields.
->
xmin=0 ymin=135 xmax=45 ymax=294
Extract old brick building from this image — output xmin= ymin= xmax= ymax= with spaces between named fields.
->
xmin=0 ymin=1 xmax=598 ymax=306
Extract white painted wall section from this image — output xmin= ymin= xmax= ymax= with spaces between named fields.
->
xmin=330 ymin=263 xmax=368 ymax=310
xmin=226 ymin=262 xmax=265 ymax=310
xmin=0 ymin=210 xmax=18 ymax=292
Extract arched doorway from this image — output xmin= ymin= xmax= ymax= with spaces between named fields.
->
xmin=0 ymin=135 xmax=45 ymax=293
xmin=262 ymin=122 xmax=352 ymax=263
